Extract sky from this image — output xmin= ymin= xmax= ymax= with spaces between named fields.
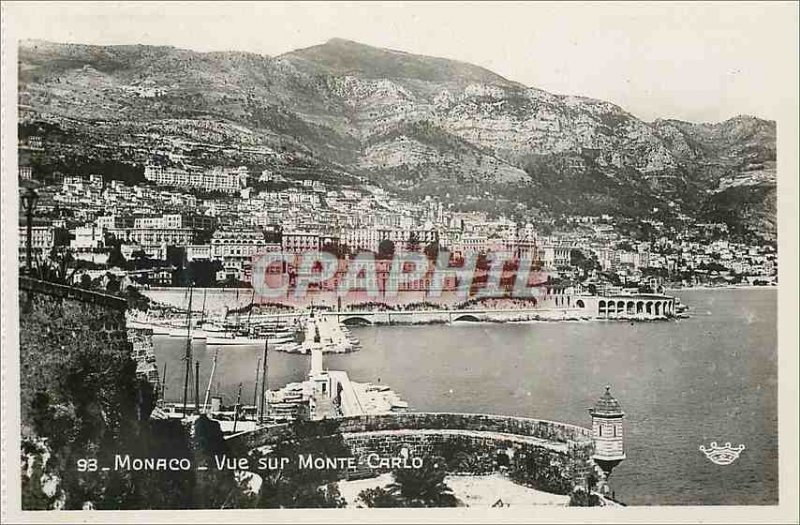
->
xmin=3 ymin=1 xmax=798 ymax=122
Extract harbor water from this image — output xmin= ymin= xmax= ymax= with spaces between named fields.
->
xmin=152 ymin=288 xmax=777 ymax=505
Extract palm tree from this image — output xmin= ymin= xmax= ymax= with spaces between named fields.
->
xmin=33 ymin=247 xmax=78 ymax=285
xmin=386 ymin=456 xmax=458 ymax=507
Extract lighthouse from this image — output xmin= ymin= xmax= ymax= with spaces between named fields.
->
xmin=589 ymin=385 xmax=626 ymax=477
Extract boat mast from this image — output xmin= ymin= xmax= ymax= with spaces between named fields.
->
xmin=181 ymin=286 xmax=194 ymax=417
xmin=202 ymin=347 xmax=220 ymax=413
xmin=252 ymin=355 xmax=261 ymax=414
xmin=246 ymin=289 xmax=255 ymax=333
xmin=235 ymin=288 xmax=240 ymax=327
xmin=258 ymin=337 xmax=268 ymax=424
xmin=194 ymin=361 xmax=200 ymax=416
xmin=200 ymin=288 xmax=207 ymax=326
xmin=232 ymin=383 xmax=242 ymax=433
xmin=160 ymin=362 xmax=167 ymax=401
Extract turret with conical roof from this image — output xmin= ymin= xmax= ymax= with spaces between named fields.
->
xmin=590 ymin=385 xmax=624 ymax=418
xmin=589 ymin=385 xmax=625 ymax=478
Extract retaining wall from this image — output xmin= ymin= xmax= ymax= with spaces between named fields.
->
xmin=227 ymin=412 xmax=602 ymax=494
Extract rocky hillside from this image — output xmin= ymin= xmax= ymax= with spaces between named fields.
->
xmin=18 ymin=39 xmax=776 ymax=236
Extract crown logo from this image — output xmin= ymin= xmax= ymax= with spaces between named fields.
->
xmin=699 ymin=441 xmax=745 ymax=465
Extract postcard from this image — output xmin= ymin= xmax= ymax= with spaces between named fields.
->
xmin=1 ymin=2 xmax=797 ymax=523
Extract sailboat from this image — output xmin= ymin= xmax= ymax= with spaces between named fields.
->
xmin=180 ymin=286 xmax=195 ymax=419
xmin=201 ymin=338 xmax=268 ymax=434
xmin=166 ymin=289 xmax=208 ymax=339
xmin=205 ymin=289 xmax=265 ymax=345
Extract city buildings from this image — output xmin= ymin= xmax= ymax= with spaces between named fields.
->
xmin=18 ymin=162 xmax=778 ymax=289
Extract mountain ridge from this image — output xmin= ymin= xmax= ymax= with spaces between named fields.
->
xmin=19 ymin=38 xmax=770 ymax=124
xmin=280 ymin=38 xmax=521 ymax=88
xmin=17 ymin=38 xmax=776 ymax=238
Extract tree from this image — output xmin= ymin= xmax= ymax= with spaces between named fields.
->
xmin=166 ymin=246 xmax=186 ymax=268
xmin=568 ymin=487 xmax=602 ymax=507
xmin=194 ymin=229 xmax=216 ymax=245
xmin=570 ymin=249 xmax=598 ymax=279
xmin=20 ymin=315 xmax=164 ymax=510
xmin=34 ymin=248 xmax=78 ymax=285
xmin=406 ymin=232 xmax=421 ymax=253
xmin=385 ymin=456 xmax=458 ymax=507
xmin=357 ymin=487 xmax=399 ymax=508
xmin=377 ymin=239 xmax=395 ymax=259
xmin=570 ymin=248 xmax=587 ymax=267
xmin=105 ymin=274 xmax=121 ymax=293
xmin=423 ymin=241 xmax=440 ymax=261
xmin=79 ymin=273 xmax=94 ymax=289
xmin=107 ymin=243 xmax=127 ymax=269
xmin=254 ymin=419 xmax=349 ymax=509
xmin=189 ymin=260 xmax=223 ymax=287
xmin=321 ymin=241 xmax=345 ymax=259
xmin=125 ymin=286 xmax=151 ymax=311
xmin=192 ymin=415 xmax=242 ymax=509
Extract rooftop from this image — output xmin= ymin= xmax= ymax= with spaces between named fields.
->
xmin=590 ymin=385 xmax=624 ymax=417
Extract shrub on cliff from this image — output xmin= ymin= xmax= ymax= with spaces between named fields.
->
xmin=356 ymin=486 xmax=398 ymax=508
xmin=568 ymin=487 xmax=603 ymax=507
xmin=508 ymin=447 xmax=572 ymax=495
xmin=386 ymin=456 xmax=458 ymax=507
xmin=192 ymin=415 xmax=246 ymax=509
xmin=19 ymin=288 xmax=203 ymax=510
xmin=253 ymin=419 xmax=349 ymax=508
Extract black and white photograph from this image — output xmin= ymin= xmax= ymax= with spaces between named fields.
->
xmin=1 ymin=1 xmax=798 ymax=522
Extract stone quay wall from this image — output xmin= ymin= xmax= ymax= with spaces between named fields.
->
xmin=342 ymin=430 xmax=590 ymax=495
xmin=229 ymin=412 xmax=592 ymax=449
xmin=334 ymin=413 xmax=593 ymax=441
xmin=143 ymin=287 xmax=676 ymax=321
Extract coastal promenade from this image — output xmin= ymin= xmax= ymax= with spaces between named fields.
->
xmin=141 ymin=288 xmax=677 ymax=325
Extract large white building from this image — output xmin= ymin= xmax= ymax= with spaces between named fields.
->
xmin=538 ymin=244 xmax=573 ymax=269
xmin=71 ymin=226 xmax=105 ymax=250
xmin=282 ymin=231 xmax=321 ymax=254
xmin=340 ymin=228 xmax=379 ymax=254
xmin=340 ymin=227 xmax=438 ymax=254
xmin=130 ymin=213 xmax=215 ymax=231
xmin=18 ymin=226 xmax=58 ymax=264
xmin=186 ymin=244 xmax=212 ymax=262
xmin=108 ymin=227 xmax=195 ymax=256
xmin=211 ymin=229 xmax=279 ymax=281
xmin=144 ymin=165 xmax=247 ymax=193
xmin=96 ymin=215 xmax=135 ymax=229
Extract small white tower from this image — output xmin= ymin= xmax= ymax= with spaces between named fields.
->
xmin=307 ymin=325 xmax=328 ymax=395
xmin=309 ymin=345 xmax=323 ymax=377
xmin=590 ymin=385 xmax=626 ymax=477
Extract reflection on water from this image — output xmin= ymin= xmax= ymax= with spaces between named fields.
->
xmin=153 ymin=288 xmax=777 ymax=506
